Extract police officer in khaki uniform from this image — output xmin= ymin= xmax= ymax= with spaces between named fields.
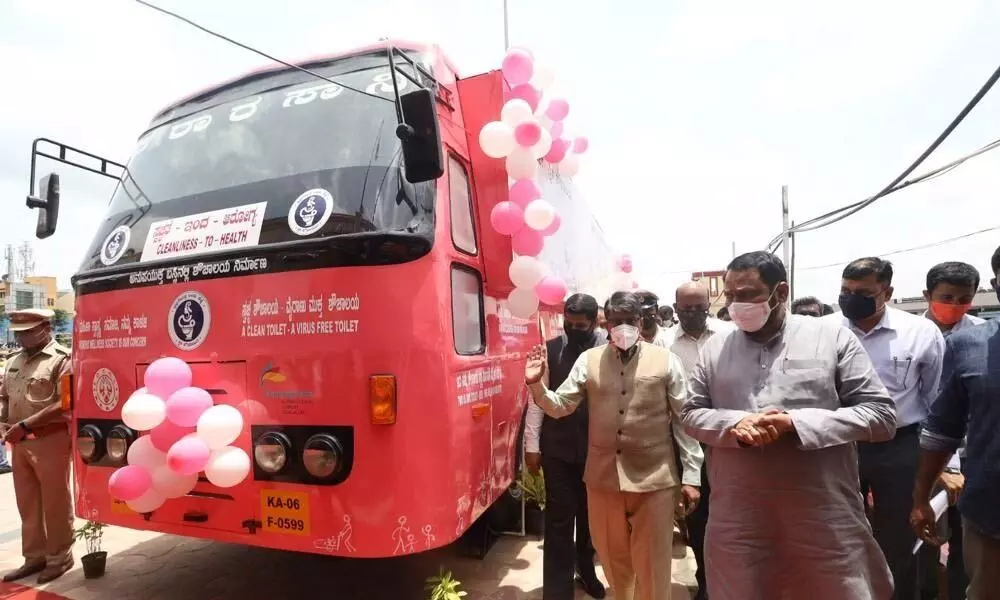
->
xmin=0 ymin=309 xmax=75 ymax=584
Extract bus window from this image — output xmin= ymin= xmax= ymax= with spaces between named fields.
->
xmin=451 ymin=264 xmax=485 ymax=355
xmin=448 ymin=156 xmax=478 ymax=255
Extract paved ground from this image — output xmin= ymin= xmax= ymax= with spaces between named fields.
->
xmin=0 ymin=471 xmax=698 ymax=599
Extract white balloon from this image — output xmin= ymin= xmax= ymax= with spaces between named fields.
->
xmin=506 ymin=147 xmax=538 ymax=180
xmin=530 ymin=128 xmax=553 ymax=160
xmin=558 ymin=152 xmax=580 ymax=178
xmin=196 ymin=404 xmax=244 ymax=450
xmin=126 ymin=487 xmax=165 ymax=513
xmin=479 ymin=121 xmax=515 ymax=159
xmin=501 ymin=99 xmax=533 ymax=127
xmin=121 ymin=392 xmax=167 ymax=432
xmin=531 ymin=65 xmax=556 ymax=91
xmin=524 ymin=200 xmax=556 ymax=231
xmin=151 ymin=464 xmax=198 ymax=498
xmin=204 ymin=446 xmax=251 ymax=488
xmin=507 ymin=287 xmax=539 ymax=319
xmin=509 ymin=256 xmax=548 ymax=289
xmin=127 ymin=435 xmax=166 ymax=470
xmin=536 ymin=114 xmax=554 ymax=131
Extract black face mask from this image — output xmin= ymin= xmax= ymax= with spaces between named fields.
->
xmin=839 ymin=293 xmax=877 ymax=321
xmin=677 ymin=310 xmax=708 ymax=333
xmin=565 ymin=328 xmax=593 ymax=347
xmin=641 ymin=315 xmax=658 ymax=330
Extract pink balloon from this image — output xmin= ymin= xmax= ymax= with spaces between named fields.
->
xmin=108 ymin=465 xmax=152 ymax=501
xmin=166 ymin=436 xmax=211 ymax=476
xmin=165 ymin=387 xmax=214 ymax=428
xmin=550 ymin=122 xmax=564 ymax=139
xmin=573 ymin=137 xmax=590 ymax=154
xmin=620 ymin=255 xmax=633 ymax=274
xmin=540 ymin=213 xmax=562 ymax=236
xmin=544 ymin=139 xmax=571 ymax=164
xmin=502 ymin=49 xmax=534 ymax=87
xmin=512 ymin=228 xmax=544 ymax=256
xmin=149 ymin=418 xmax=195 ymax=453
xmin=144 ymin=357 xmax=192 ymax=400
xmin=514 ymin=121 xmax=542 ymax=147
xmin=545 ymin=98 xmax=570 ymax=121
xmin=631 ymin=281 xmax=639 ymax=289
xmin=535 ymin=276 xmax=568 ymax=306
xmin=509 ymin=179 xmax=542 ymax=208
xmin=509 ymin=84 xmax=541 ymax=112
xmin=490 ymin=201 xmax=525 ymax=236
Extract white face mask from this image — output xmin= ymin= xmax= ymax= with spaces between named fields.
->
xmin=610 ymin=324 xmax=640 ymax=350
xmin=729 ymin=294 xmax=775 ymax=333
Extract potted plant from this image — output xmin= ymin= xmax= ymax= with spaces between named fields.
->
xmin=426 ymin=568 xmax=467 ymax=600
xmin=74 ymin=521 xmax=107 ymax=579
xmin=516 ymin=467 xmax=546 ymax=536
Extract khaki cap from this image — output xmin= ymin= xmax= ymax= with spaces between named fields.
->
xmin=8 ymin=308 xmax=55 ymax=332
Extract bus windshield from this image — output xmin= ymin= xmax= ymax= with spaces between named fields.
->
xmin=81 ymin=51 xmax=436 ymax=273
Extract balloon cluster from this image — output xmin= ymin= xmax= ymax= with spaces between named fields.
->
xmin=479 ymin=47 xmax=589 ymax=319
xmin=108 ymin=357 xmax=251 ymax=513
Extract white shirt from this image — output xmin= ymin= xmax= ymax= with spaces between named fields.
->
xmin=824 ymin=306 xmax=945 ymax=428
xmin=649 ymin=326 xmax=672 ymax=348
xmin=669 ymin=317 xmax=736 ymax=375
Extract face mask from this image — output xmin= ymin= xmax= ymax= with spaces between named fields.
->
xmin=641 ymin=315 xmax=658 ymax=330
xmin=610 ymin=324 xmax=640 ymax=350
xmin=839 ymin=293 xmax=877 ymax=321
xmin=565 ymin=328 xmax=592 ymax=346
xmin=729 ymin=300 xmax=773 ymax=333
xmin=677 ymin=310 xmax=708 ymax=333
xmin=929 ymin=302 xmax=971 ymax=326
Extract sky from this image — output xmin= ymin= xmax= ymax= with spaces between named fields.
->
xmin=2 ymin=0 xmax=1000 ymax=305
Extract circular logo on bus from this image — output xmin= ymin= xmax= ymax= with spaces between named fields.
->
xmin=92 ymin=368 xmax=119 ymax=412
xmin=168 ymin=291 xmax=211 ymax=351
xmin=100 ymin=225 xmax=131 ymax=266
xmin=288 ymin=188 xmax=333 ymax=236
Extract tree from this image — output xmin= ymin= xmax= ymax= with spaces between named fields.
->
xmin=52 ymin=309 xmax=70 ymax=333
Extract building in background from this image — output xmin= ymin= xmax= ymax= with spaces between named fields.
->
xmin=691 ymin=269 xmax=726 ymax=315
xmin=892 ymin=290 xmax=999 ymax=320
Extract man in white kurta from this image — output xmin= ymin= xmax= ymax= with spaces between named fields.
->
xmin=681 ymin=250 xmax=897 ymax=600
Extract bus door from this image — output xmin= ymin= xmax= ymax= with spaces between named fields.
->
xmin=132 ymin=361 xmax=258 ymax=534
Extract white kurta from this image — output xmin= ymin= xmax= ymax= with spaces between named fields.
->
xmin=682 ymin=314 xmax=896 ymax=600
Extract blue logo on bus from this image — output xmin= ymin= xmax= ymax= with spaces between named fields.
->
xmin=100 ymin=225 xmax=130 ymax=266
xmin=168 ymin=291 xmax=211 ymax=351
xmin=288 ymin=188 xmax=333 ymax=236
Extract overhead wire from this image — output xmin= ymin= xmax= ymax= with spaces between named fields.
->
xmin=133 ymin=0 xmax=393 ymax=104
xmin=797 ymin=225 xmax=1000 ymax=271
xmin=766 ymin=61 xmax=1000 ymax=250
xmin=766 ymin=136 xmax=1000 ymax=251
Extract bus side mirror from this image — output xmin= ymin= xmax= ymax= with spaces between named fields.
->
xmin=396 ymin=89 xmax=444 ymax=184
xmin=26 ymin=172 xmax=60 ymax=239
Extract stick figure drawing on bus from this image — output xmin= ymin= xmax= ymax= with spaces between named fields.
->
xmin=339 ymin=515 xmax=356 ymax=553
xmin=392 ymin=516 xmax=416 ymax=555
xmin=422 ymin=524 xmax=435 ymax=549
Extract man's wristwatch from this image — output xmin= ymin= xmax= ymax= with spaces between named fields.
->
xmin=944 ymin=466 xmax=961 ymax=475
xmin=18 ymin=422 xmax=31 ymax=434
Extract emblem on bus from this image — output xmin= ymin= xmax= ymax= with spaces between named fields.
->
xmin=168 ymin=291 xmax=212 ymax=351
xmin=288 ymin=188 xmax=333 ymax=236
xmin=92 ymin=367 xmax=120 ymax=412
xmin=100 ymin=225 xmax=131 ymax=266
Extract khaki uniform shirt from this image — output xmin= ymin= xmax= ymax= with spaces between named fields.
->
xmin=0 ymin=340 xmax=72 ymax=425
xmin=530 ymin=341 xmax=703 ymax=493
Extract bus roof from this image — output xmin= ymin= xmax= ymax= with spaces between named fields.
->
xmin=154 ymin=39 xmax=462 ymax=121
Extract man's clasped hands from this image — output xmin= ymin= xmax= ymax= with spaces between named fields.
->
xmin=731 ymin=408 xmax=797 ymax=446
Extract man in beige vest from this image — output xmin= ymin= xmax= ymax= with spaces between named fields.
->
xmin=526 ymin=291 xmax=703 ymax=600
xmin=1 ymin=309 xmax=75 ymax=584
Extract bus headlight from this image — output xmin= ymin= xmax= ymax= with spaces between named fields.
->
xmin=302 ymin=434 xmax=343 ymax=480
xmin=254 ymin=432 xmax=291 ymax=474
xmin=107 ymin=425 xmax=136 ymax=465
xmin=77 ymin=424 xmax=105 ymax=464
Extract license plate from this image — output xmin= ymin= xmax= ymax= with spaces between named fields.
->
xmin=111 ymin=499 xmax=133 ymax=515
xmin=260 ymin=489 xmax=310 ymax=536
